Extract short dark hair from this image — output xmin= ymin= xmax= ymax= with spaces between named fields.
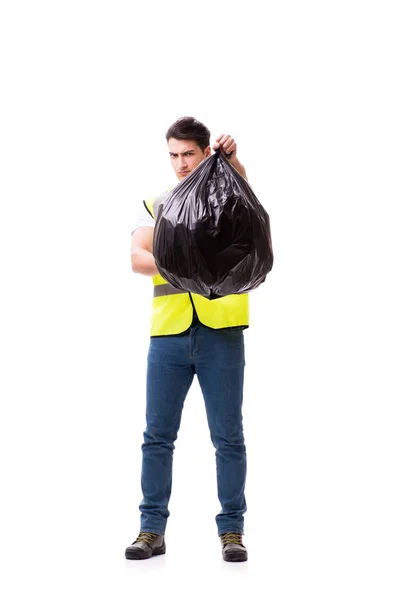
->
xmin=166 ymin=116 xmax=210 ymax=152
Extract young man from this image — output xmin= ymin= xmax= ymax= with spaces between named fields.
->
xmin=126 ymin=117 xmax=250 ymax=562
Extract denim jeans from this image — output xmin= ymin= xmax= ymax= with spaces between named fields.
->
xmin=139 ymin=321 xmax=247 ymax=536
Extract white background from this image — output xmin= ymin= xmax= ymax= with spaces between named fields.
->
xmin=1 ymin=1 xmax=399 ymax=598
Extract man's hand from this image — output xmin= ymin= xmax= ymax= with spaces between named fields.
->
xmin=212 ymin=133 xmax=248 ymax=181
xmin=212 ymin=134 xmax=237 ymax=159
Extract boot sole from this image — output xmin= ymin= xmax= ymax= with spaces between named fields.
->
xmin=223 ymin=551 xmax=248 ymax=562
xmin=125 ymin=543 xmax=166 ymax=560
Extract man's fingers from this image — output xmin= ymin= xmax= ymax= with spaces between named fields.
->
xmin=218 ymin=134 xmax=231 ymax=147
xmin=213 ymin=134 xmax=237 ymax=157
xmin=223 ymin=141 xmax=236 ymax=155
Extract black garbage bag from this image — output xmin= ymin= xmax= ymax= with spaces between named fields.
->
xmin=153 ymin=151 xmax=273 ymax=299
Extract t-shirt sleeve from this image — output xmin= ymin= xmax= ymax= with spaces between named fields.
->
xmin=131 ymin=201 xmax=154 ymax=235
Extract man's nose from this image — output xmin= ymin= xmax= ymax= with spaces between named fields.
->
xmin=177 ymin=156 xmax=187 ymax=169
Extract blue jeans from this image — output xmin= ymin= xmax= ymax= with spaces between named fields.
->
xmin=139 ymin=321 xmax=247 ymax=536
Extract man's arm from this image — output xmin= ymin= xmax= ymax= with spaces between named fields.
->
xmin=131 ymin=226 xmax=159 ymax=276
xmin=228 ymin=156 xmax=248 ymax=181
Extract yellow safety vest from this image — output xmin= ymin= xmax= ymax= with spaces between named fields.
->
xmin=145 ymin=194 xmax=249 ymax=337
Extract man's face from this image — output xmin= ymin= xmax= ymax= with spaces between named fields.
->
xmin=168 ymin=138 xmax=211 ymax=181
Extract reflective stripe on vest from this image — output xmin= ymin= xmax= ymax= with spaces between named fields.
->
xmin=154 ymin=282 xmax=185 ymax=297
xmin=146 ymin=195 xmax=249 ymax=336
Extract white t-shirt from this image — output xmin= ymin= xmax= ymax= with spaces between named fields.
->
xmin=131 ymin=200 xmax=154 ymax=235
xmin=131 ymin=190 xmax=171 ymax=235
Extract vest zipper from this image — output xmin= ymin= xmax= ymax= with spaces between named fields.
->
xmin=188 ymin=292 xmax=199 ymax=323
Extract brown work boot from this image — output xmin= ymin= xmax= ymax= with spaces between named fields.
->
xmin=220 ymin=532 xmax=248 ymax=562
xmin=125 ymin=532 xmax=166 ymax=560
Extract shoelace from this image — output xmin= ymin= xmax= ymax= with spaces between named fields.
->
xmin=221 ymin=533 xmax=243 ymax=546
xmin=134 ymin=532 xmax=158 ymax=545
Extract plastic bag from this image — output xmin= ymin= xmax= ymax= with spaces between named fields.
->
xmin=153 ymin=151 xmax=273 ymax=299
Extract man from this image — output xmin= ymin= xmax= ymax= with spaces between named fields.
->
xmin=126 ymin=117 xmax=250 ymax=562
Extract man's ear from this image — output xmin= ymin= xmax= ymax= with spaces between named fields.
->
xmin=204 ymin=145 xmax=211 ymax=158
